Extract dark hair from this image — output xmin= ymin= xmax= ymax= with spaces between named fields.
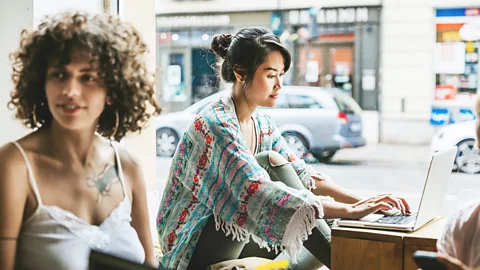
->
xmin=8 ymin=12 xmax=161 ymax=141
xmin=211 ymin=27 xmax=291 ymax=87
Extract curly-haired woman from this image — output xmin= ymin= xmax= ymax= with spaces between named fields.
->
xmin=0 ymin=12 xmax=161 ymax=269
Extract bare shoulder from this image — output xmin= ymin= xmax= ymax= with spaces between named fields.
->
xmin=0 ymin=142 xmax=25 ymax=169
xmin=0 ymin=141 xmax=29 ymax=194
xmin=114 ymin=142 xmax=145 ymax=190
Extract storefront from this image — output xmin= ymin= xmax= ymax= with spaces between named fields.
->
xmin=156 ymin=12 xmax=271 ymax=112
xmin=281 ymin=6 xmax=381 ymax=110
xmin=431 ymin=7 xmax=480 ymax=126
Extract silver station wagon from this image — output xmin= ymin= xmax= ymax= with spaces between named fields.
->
xmin=156 ymin=86 xmax=366 ymax=161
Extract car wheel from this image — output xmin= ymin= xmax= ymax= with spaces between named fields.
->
xmin=455 ymin=139 xmax=480 ymax=174
xmin=282 ymin=132 xmax=309 ymax=159
xmin=313 ymin=151 xmax=337 ymax=162
xmin=156 ymin=128 xmax=179 ymax=157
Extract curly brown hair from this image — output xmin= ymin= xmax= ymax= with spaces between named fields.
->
xmin=8 ymin=12 xmax=161 ymax=141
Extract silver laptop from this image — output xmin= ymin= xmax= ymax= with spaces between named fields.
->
xmin=336 ymin=146 xmax=457 ymax=232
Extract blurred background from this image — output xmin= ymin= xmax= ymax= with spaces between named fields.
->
xmin=153 ymin=0 xmax=480 ymax=220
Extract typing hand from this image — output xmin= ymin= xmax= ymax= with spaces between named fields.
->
xmin=371 ymin=193 xmax=411 ymax=215
xmin=378 ymin=208 xmax=401 ymax=216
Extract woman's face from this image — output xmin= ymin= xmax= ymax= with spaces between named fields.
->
xmin=45 ymin=51 xmax=108 ymax=132
xmin=244 ymin=50 xmax=285 ymax=108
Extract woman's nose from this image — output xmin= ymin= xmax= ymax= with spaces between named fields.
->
xmin=62 ymin=79 xmax=81 ymax=98
xmin=276 ymin=75 xmax=283 ymax=89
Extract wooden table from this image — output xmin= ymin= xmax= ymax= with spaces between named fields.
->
xmin=331 ymin=218 xmax=445 ymax=270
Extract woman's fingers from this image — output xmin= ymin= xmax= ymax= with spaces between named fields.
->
xmin=361 ymin=194 xmax=413 ymax=215
xmin=396 ymin=199 xmax=405 ymax=215
xmin=374 ymin=202 xmax=393 ymax=212
xmin=375 ymin=195 xmax=403 ymax=213
xmin=399 ymin=197 xmax=412 ymax=214
xmin=362 ymin=202 xmax=393 ymax=217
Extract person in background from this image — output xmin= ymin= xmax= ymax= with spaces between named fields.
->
xmin=157 ymin=27 xmax=411 ymax=270
xmin=435 ymin=199 xmax=479 ymax=270
xmin=0 ymin=12 xmax=161 ymax=269
xmin=433 ymin=97 xmax=480 ymax=270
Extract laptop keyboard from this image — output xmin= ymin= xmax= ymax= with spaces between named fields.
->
xmin=375 ymin=212 xmax=418 ymax=225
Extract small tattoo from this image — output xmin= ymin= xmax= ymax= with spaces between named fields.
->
xmin=86 ymin=164 xmax=120 ymax=203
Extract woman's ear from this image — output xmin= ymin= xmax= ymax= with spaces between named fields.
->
xmin=233 ymin=65 xmax=246 ymax=83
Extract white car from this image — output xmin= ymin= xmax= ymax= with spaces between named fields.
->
xmin=431 ymin=120 xmax=480 ymax=174
xmin=156 ymin=86 xmax=366 ymax=160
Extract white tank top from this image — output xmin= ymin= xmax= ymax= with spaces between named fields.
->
xmin=13 ymin=141 xmax=146 ymax=270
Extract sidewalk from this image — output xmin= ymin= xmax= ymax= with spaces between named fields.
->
xmin=329 ymin=143 xmax=432 ymax=166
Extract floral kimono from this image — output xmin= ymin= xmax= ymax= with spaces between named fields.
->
xmin=157 ymin=96 xmax=330 ymax=269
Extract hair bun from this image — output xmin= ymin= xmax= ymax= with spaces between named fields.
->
xmin=211 ymin=34 xmax=233 ymax=59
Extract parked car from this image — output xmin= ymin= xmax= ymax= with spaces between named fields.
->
xmin=156 ymin=86 xmax=366 ymax=161
xmin=431 ymin=120 xmax=480 ymax=174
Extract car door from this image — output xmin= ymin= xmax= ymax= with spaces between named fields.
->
xmin=267 ymin=93 xmax=340 ymax=150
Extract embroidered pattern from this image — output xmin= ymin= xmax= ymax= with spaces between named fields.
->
xmin=156 ymin=97 xmax=326 ymax=269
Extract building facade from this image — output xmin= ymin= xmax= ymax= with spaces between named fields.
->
xmin=380 ymin=0 xmax=480 ymax=144
xmin=155 ymin=0 xmax=383 ymax=113
xmin=156 ymin=0 xmax=480 ymax=145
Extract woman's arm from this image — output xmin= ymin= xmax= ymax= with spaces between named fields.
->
xmin=311 ymin=174 xmax=361 ymax=204
xmin=268 ymin=117 xmax=410 ymax=213
xmin=120 ymin=149 xmax=157 ymax=268
xmin=0 ymin=144 xmax=29 ymax=269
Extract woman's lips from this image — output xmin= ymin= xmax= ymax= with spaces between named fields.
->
xmin=57 ymin=104 xmax=83 ymax=114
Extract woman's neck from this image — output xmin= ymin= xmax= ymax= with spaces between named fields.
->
xmin=231 ymin=85 xmax=256 ymax=124
xmin=44 ymin=122 xmax=100 ymax=168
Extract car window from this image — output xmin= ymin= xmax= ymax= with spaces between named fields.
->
xmin=288 ymin=94 xmax=322 ymax=109
xmin=333 ymin=91 xmax=363 ymax=114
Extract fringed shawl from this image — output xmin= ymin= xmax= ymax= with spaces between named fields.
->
xmin=157 ymin=96 xmax=330 ymax=269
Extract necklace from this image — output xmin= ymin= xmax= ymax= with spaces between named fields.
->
xmin=231 ymin=95 xmax=257 ymax=154
xmin=250 ymin=117 xmax=257 ymax=154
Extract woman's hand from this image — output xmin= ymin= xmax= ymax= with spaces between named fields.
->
xmin=347 ymin=194 xmax=410 ymax=220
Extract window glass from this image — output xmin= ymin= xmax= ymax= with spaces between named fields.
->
xmin=288 ymin=94 xmax=322 ymax=109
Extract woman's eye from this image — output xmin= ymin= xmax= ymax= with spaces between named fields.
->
xmin=268 ymin=75 xmax=276 ymax=78
xmin=82 ymin=75 xmax=96 ymax=82
xmin=50 ymin=72 xmax=64 ymax=79
xmin=280 ymin=73 xmax=285 ymax=77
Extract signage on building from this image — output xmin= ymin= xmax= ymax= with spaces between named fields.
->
xmin=288 ymin=7 xmax=370 ymax=25
xmin=436 ymin=7 xmax=480 ymax=18
xmin=157 ymin=15 xmax=230 ymax=28
xmin=430 ymin=108 xmax=450 ymax=125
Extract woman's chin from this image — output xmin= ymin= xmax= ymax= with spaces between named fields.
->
xmin=260 ymin=100 xmax=277 ymax=108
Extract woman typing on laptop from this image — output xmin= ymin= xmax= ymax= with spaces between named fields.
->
xmin=156 ymin=27 xmax=412 ymax=270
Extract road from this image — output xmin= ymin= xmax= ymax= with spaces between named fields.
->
xmin=156 ymin=156 xmax=479 ymax=219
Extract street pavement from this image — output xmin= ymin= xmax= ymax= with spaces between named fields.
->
xmin=156 ymin=144 xmax=479 ymax=220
